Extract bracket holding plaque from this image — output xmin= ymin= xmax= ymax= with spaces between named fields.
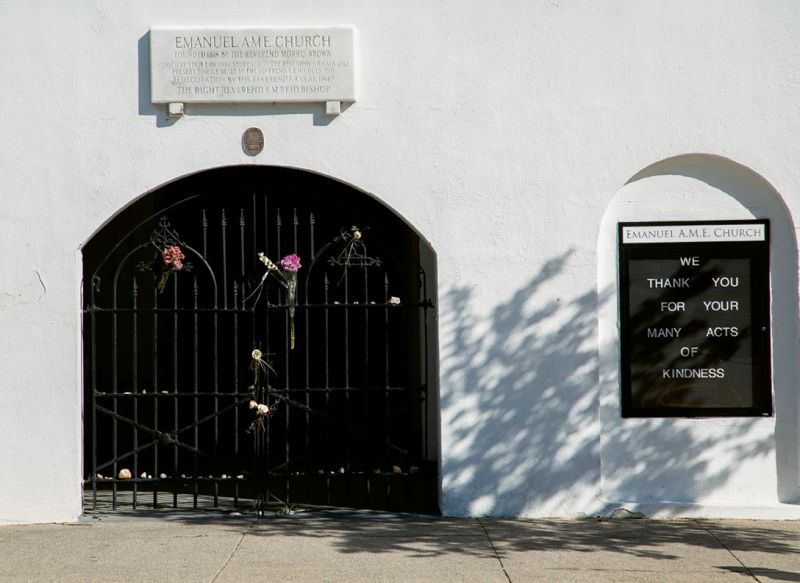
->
xmin=150 ymin=26 xmax=356 ymax=117
xmin=618 ymin=220 xmax=772 ymax=417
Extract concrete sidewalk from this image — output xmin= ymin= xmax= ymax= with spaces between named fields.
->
xmin=1 ymin=511 xmax=798 ymax=582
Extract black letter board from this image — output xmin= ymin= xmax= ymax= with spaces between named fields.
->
xmin=618 ymin=220 xmax=772 ymax=417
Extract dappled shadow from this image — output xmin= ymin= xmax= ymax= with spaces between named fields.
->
xmin=145 ymin=511 xmax=800 ymax=564
xmin=719 ymin=567 xmax=800 ymax=581
xmin=438 ymin=250 xmax=776 ymax=517
xmin=439 ymin=251 xmax=603 ymax=517
xmin=82 ymin=507 xmax=800 ymax=566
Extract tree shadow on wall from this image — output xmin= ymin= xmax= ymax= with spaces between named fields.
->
xmin=438 ymin=251 xmax=603 ymax=517
xmin=438 ymin=250 xmax=774 ymax=517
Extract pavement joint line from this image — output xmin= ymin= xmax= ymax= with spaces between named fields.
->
xmin=476 ymin=518 xmax=512 ymax=583
xmin=693 ymin=519 xmax=760 ymax=582
xmin=210 ymin=515 xmax=260 ymax=582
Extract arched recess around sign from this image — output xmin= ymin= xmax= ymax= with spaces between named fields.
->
xmin=597 ymin=154 xmax=800 ymax=516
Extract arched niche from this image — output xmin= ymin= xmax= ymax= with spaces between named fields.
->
xmin=597 ymin=154 xmax=800 ymax=515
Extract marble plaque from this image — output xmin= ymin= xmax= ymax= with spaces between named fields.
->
xmin=150 ymin=26 xmax=355 ymax=104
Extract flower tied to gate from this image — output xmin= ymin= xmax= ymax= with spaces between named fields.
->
xmin=162 ymin=246 xmax=185 ymax=270
xmin=248 ymin=348 xmax=277 ymax=432
xmin=280 ymin=254 xmax=301 ymax=273
xmin=157 ymin=245 xmax=185 ymax=293
xmin=249 ymin=348 xmax=275 ymax=381
xmin=257 ymin=253 xmax=279 ymax=272
xmin=279 ymin=255 xmax=301 ymax=349
xmin=249 ymin=399 xmax=272 ymax=431
xmin=247 ymin=253 xmax=302 ymax=349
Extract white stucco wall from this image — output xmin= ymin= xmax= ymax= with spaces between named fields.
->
xmin=2 ymin=1 xmax=800 ymax=523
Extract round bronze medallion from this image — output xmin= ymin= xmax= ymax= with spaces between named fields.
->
xmin=242 ymin=127 xmax=264 ymax=156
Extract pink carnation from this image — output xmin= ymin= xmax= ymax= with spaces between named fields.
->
xmin=280 ymin=254 xmax=301 ymax=273
xmin=162 ymin=245 xmax=185 ymax=270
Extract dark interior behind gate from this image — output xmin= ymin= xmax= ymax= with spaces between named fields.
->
xmin=82 ymin=166 xmax=439 ymax=514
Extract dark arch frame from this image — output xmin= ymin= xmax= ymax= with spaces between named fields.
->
xmin=82 ymin=165 xmax=440 ymax=514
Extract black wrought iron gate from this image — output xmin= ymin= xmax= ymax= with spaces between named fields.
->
xmin=83 ymin=166 xmax=438 ymax=514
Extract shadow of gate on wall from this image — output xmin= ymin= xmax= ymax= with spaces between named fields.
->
xmin=82 ymin=166 xmax=439 ymax=514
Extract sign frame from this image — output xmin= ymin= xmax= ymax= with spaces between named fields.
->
xmin=618 ymin=219 xmax=772 ymax=418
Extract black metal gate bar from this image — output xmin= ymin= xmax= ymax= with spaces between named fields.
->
xmin=172 ymin=270 xmax=179 ymax=508
xmin=131 ymin=278 xmax=139 ymax=509
xmin=235 ymin=208 xmax=246 ymax=507
xmin=420 ymin=271 xmax=432 ymax=506
xmin=362 ymin=266 xmax=370 ymax=504
xmin=192 ymin=277 xmax=200 ymax=508
xmin=343 ymin=266 xmax=350 ymax=505
xmin=324 ymin=273 xmax=332 ymax=505
xmin=215 ymin=210 xmax=226 ymax=507
xmin=111 ymin=265 xmax=118 ymax=510
xmin=151 ymin=283 xmax=159 ymax=508
xmin=262 ymin=200 xmax=273 ymax=511
xmin=232 ymin=280 xmax=240 ymax=508
xmin=302 ymin=211 xmax=313 ymax=505
xmin=291 ymin=209 xmax=302 ymax=502
xmin=199 ymin=210 xmax=208 ymax=509
xmin=89 ymin=277 xmax=98 ymax=511
xmin=384 ymin=274 xmax=391 ymax=502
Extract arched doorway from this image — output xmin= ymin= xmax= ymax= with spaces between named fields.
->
xmin=82 ymin=166 xmax=439 ymax=514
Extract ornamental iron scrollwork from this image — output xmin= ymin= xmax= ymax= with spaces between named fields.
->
xmin=327 ymin=225 xmax=382 ymax=268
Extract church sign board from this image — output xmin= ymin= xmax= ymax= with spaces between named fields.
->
xmin=150 ymin=26 xmax=355 ymax=106
xmin=618 ymin=220 xmax=772 ymax=417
